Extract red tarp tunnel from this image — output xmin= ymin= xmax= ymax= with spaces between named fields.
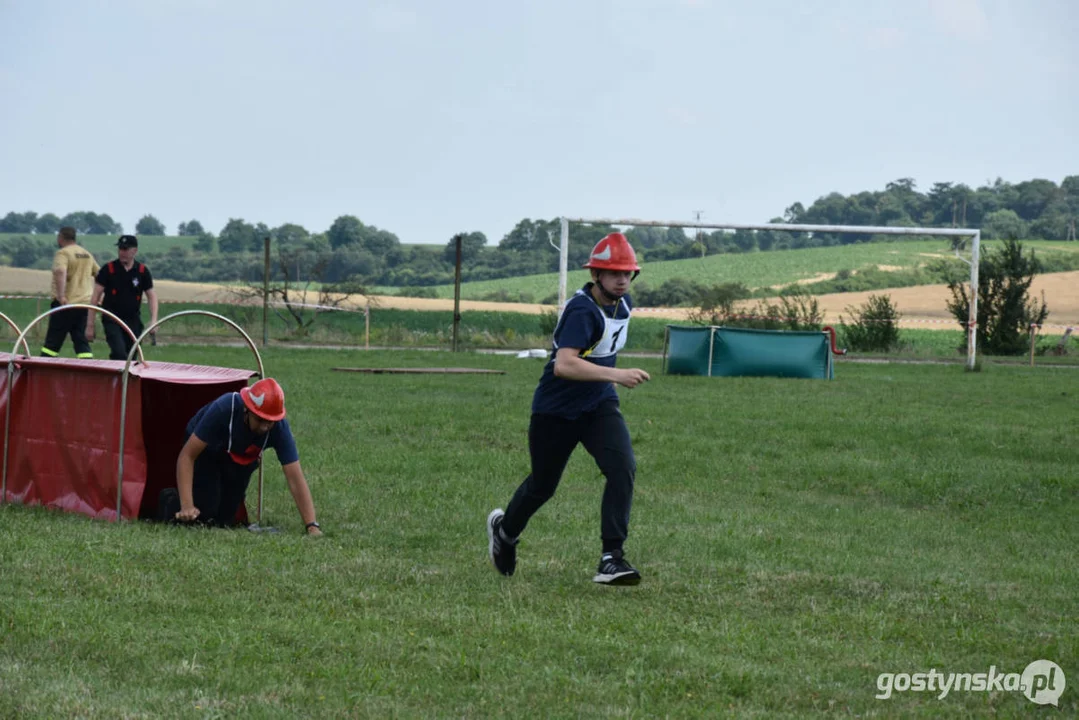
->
xmin=2 ymin=356 xmax=257 ymax=521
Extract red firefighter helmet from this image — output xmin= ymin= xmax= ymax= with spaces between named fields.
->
xmin=240 ymin=377 xmax=286 ymax=421
xmin=582 ymin=232 xmax=640 ymax=273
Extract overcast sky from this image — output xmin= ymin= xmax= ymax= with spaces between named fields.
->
xmin=1 ymin=0 xmax=1075 ymax=244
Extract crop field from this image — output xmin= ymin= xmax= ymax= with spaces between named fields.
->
xmin=0 ymin=345 xmax=1075 ymax=717
xmin=1 ymin=297 xmax=1077 ymax=363
xmin=426 ymin=239 xmax=1079 ymax=300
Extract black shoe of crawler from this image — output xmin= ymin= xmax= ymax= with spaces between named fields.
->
xmin=157 ymin=488 xmax=180 ymax=522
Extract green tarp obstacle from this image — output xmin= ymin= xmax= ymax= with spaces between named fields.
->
xmin=663 ymin=325 xmax=846 ymax=379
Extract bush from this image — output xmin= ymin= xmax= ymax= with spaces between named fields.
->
xmin=633 ymin=278 xmax=711 ymax=307
xmin=745 ymin=290 xmax=823 ymax=331
xmin=690 ymin=286 xmax=821 ymax=330
xmin=946 ymin=239 xmax=1049 ymax=356
xmin=840 ymin=294 xmax=902 ymax=352
xmin=0 ymin=235 xmax=53 ymax=268
xmin=539 ymin=309 xmax=558 ymax=337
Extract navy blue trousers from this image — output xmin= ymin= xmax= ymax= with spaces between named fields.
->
xmin=501 ymin=399 xmax=635 ymax=551
xmin=158 ymin=451 xmax=256 ymax=526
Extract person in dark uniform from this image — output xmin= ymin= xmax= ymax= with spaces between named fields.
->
xmin=85 ymin=235 xmax=159 ymax=360
xmin=157 ymin=377 xmax=323 ymax=535
xmin=487 ymin=232 xmax=650 ymax=585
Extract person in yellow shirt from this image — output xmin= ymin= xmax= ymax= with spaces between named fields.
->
xmin=41 ymin=226 xmax=99 ymax=358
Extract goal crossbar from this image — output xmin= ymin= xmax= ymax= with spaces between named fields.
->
xmin=559 ymin=217 xmax=982 ymax=370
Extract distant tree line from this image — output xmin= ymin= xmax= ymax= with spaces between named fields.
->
xmin=0 ymin=211 xmax=124 ymax=236
xmin=2 ymin=175 xmax=1075 ymax=286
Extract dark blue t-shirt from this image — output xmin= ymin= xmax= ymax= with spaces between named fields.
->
xmin=531 ymin=284 xmax=632 ymax=418
xmin=186 ymin=392 xmax=299 ymax=466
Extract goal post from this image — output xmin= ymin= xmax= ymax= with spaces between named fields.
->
xmin=559 ymin=217 xmax=982 ymax=370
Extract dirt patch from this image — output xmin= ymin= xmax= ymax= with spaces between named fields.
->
xmin=4 ymin=266 xmax=1077 ymax=330
xmin=766 ymin=271 xmax=836 ymax=289
xmin=788 ymin=272 xmax=1079 ymax=329
xmin=0 ymin=267 xmax=238 ymax=304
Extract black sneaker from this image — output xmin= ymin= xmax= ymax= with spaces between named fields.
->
xmin=487 ymin=508 xmax=517 ymax=576
xmin=157 ymin=488 xmax=180 ymax=522
xmin=593 ymin=550 xmax=641 ymax=586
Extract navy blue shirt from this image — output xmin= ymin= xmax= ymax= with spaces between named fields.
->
xmin=532 ymin=284 xmax=632 ymax=418
xmin=186 ymin=392 xmax=299 ymax=466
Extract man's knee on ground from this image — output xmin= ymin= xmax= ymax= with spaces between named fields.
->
xmin=157 ymin=488 xmax=180 ymax=522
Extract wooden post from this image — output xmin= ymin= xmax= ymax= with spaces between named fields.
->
xmin=262 ymin=236 xmax=271 ymax=348
xmin=365 ymin=300 xmax=370 ymax=350
xmin=452 ymin=233 xmax=463 ymax=352
xmin=1029 ymin=323 xmax=1037 ymax=366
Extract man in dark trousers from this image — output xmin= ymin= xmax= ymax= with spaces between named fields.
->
xmin=157 ymin=377 xmax=323 ymax=536
xmin=41 ymin=226 xmax=98 ymax=358
xmin=85 ymin=234 xmax=159 ymax=360
xmin=487 ymin=232 xmax=650 ymax=585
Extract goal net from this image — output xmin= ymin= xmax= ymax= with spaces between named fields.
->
xmin=559 ymin=217 xmax=982 ymax=370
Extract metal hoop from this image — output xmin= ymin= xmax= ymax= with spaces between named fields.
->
xmin=116 ymin=310 xmax=265 ymax=522
xmin=0 ymin=312 xmax=30 ymax=357
xmin=3 ymin=304 xmax=145 ymax=505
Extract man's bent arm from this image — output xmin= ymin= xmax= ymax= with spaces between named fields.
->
xmin=85 ymin=284 xmax=105 ymax=334
xmin=175 ymin=434 xmax=208 ymax=519
xmin=553 ymin=347 xmax=650 ymax=388
xmin=145 ymin=288 xmax=159 ymax=328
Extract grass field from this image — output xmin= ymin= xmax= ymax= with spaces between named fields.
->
xmin=0 ymin=345 xmax=1075 ymax=717
xmin=3 ymin=297 xmax=1076 ymax=363
xmin=423 ymin=239 xmax=1079 ymax=301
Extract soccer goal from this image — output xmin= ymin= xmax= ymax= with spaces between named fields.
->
xmin=558 ymin=217 xmax=982 ymax=370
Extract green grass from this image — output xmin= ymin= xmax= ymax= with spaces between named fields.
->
xmin=1 ymin=298 xmax=1076 ymax=362
xmin=0 ymin=233 xmax=196 ymax=255
xmin=420 ymin=239 xmax=1079 ymax=301
xmin=0 ymin=346 xmax=1076 ymax=717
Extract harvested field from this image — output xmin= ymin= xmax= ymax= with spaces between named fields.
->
xmin=3 ymin=266 xmax=1076 ymax=329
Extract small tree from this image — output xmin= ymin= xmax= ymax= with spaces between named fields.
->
xmin=218 ymin=218 xmax=258 ymax=253
xmin=327 ymin=215 xmax=364 ymax=249
xmin=193 ymin=233 xmax=216 ymax=253
xmin=177 ymin=219 xmax=206 ymax=236
xmin=136 ymin=214 xmax=166 ymax=236
xmin=229 ymin=247 xmax=374 ymax=338
xmin=840 ymin=294 xmax=902 ymax=352
xmin=442 ymin=231 xmax=487 ymax=265
xmin=34 ymin=213 xmax=62 ymax=234
xmin=981 ymin=209 xmax=1027 ymax=240
xmin=946 ymin=239 xmax=1049 ymax=355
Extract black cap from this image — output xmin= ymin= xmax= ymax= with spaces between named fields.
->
xmin=117 ymin=235 xmax=138 ymax=248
